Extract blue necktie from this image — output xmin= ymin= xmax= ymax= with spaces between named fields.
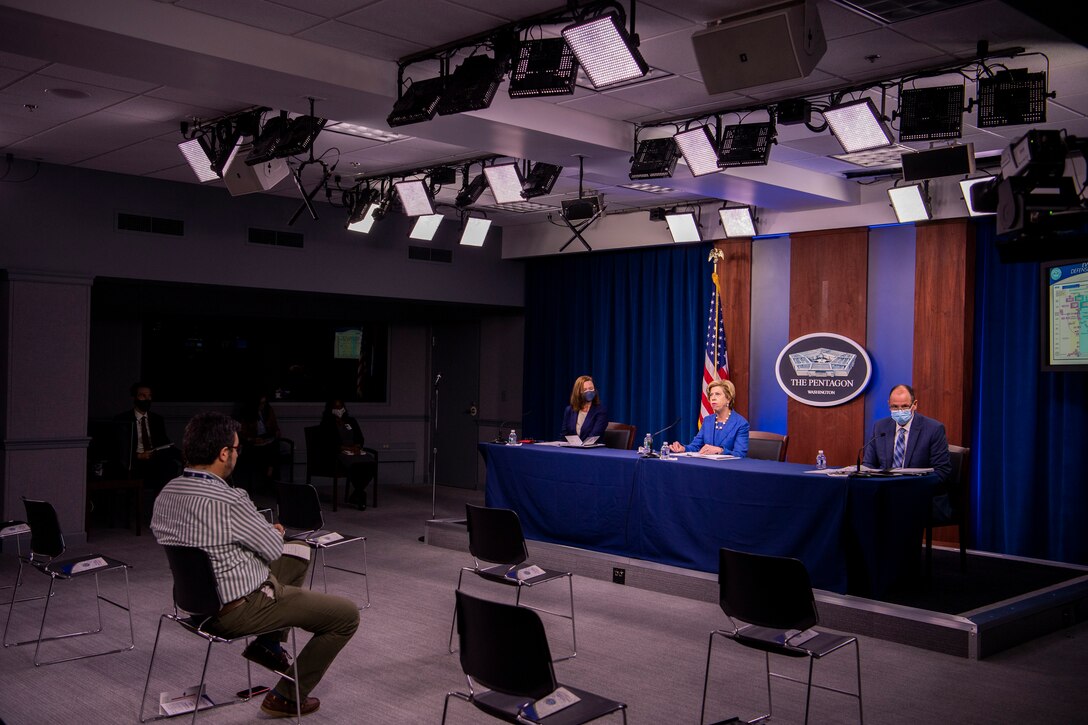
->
xmin=893 ymin=427 xmax=906 ymax=469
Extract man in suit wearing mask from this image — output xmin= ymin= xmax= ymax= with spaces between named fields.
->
xmin=112 ymin=381 xmax=182 ymax=490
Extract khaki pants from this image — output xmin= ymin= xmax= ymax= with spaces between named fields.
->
xmin=210 ymin=554 xmax=359 ymax=700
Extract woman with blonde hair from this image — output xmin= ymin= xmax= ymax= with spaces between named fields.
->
xmin=669 ymin=379 xmax=749 ymax=457
xmin=561 ymin=375 xmax=608 ymax=441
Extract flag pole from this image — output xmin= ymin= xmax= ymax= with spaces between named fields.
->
xmin=708 ymin=247 xmax=725 ymax=379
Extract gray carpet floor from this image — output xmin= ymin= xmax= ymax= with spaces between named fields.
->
xmin=1 ymin=482 xmax=1085 ymax=724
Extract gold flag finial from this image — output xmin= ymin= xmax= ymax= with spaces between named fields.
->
xmin=708 ymin=247 xmax=725 ymax=263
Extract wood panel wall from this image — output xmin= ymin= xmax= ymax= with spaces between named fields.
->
xmin=786 ymin=229 xmax=869 ymax=466
xmin=912 ymin=219 xmax=975 ymax=546
xmin=716 ymin=239 xmax=752 ymax=419
xmin=912 ymin=219 xmax=975 ymax=447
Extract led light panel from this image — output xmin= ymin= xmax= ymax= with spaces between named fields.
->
xmin=719 ymin=207 xmax=756 ymax=238
xmin=483 ymin=163 xmax=525 ymax=204
xmin=888 ymin=184 xmax=930 ymax=223
xmin=562 ymin=13 xmax=648 ymax=88
xmin=394 ymin=179 xmax=435 ymax=216
xmin=410 ymin=213 xmax=444 ymax=240
xmin=674 ymin=125 xmax=720 ymax=177
xmin=665 ymin=212 xmax=701 ymax=243
xmin=825 ymin=98 xmax=894 ymax=153
xmin=460 ymin=216 xmax=492 ymax=246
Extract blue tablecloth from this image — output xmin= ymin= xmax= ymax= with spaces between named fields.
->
xmin=480 ymin=443 xmax=938 ymax=595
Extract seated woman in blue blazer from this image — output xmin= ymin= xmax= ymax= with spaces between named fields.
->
xmin=561 ymin=375 xmax=608 ymax=441
xmin=669 ymin=379 xmax=749 ymax=457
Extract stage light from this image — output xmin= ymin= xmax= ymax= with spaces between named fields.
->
xmin=674 ymin=125 xmax=721 ymax=177
xmin=460 ymin=216 xmax=492 ymax=246
xmin=483 ymin=163 xmax=525 ymax=204
xmin=719 ymin=206 xmax=757 ymax=238
xmin=522 ymin=162 xmax=563 ymax=198
xmin=898 ymin=85 xmax=965 ymax=142
xmin=717 ymin=122 xmax=776 ymax=167
xmin=436 ymin=55 xmax=505 ymax=116
xmin=508 ymin=37 xmax=578 ymax=98
xmin=831 ymin=143 xmax=914 ymax=168
xmin=393 ymin=179 xmax=435 ymax=216
xmin=455 ymin=173 xmax=488 ymax=208
xmin=665 ymin=211 xmax=701 ymax=243
xmin=977 ymin=69 xmax=1048 ymax=128
xmin=629 ymin=137 xmax=680 ymax=179
xmin=178 ymin=136 xmax=220 ymax=182
xmin=246 ymin=114 xmax=326 ymax=166
xmin=824 ymin=98 xmax=894 ymax=153
xmin=410 ymin=213 xmax=444 ymax=241
xmin=387 ymin=76 xmax=446 ymax=127
xmin=562 ymin=13 xmax=648 ymax=88
xmin=888 ymin=183 xmax=931 ymax=223
xmin=347 ymin=202 xmax=380 ymax=233
xmin=960 ymin=176 xmax=997 ymax=217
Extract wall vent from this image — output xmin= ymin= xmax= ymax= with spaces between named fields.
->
xmin=116 ymin=212 xmax=184 ymax=236
xmin=248 ymin=228 xmax=304 ymax=248
xmin=408 ymin=246 xmax=452 ymax=263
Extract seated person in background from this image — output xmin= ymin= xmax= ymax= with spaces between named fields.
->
xmin=863 ymin=384 xmax=951 ymax=483
xmin=561 ymin=375 xmax=608 ymax=441
xmin=235 ymin=393 xmax=283 ymax=490
xmin=112 ymin=381 xmax=182 ymax=489
xmin=319 ymin=399 xmax=376 ymax=510
xmin=670 ymin=379 xmax=749 ymax=457
xmin=152 ymin=411 xmax=358 ymax=718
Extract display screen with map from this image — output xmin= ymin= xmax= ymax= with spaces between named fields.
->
xmin=1043 ymin=259 xmax=1088 ymax=371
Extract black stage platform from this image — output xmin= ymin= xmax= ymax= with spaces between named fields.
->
xmin=425 ymin=518 xmax=1088 ymax=659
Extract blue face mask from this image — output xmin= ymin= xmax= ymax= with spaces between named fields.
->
xmin=890 ymin=409 xmax=913 ymax=426
xmin=583 ymin=390 xmax=595 ymax=402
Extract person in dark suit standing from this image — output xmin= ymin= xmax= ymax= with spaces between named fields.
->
xmin=863 ymin=384 xmax=951 ymax=483
xmin=112 ymin=381 xmax=182 ymax=490
xmin=561 ymin=375 xmax=608 ymax=441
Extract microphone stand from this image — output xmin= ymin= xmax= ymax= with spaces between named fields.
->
xmin=429 ymin=373 xmax=441 ymax=520
xmin=641 ymin=417 xmax=682 ymax=457
xmin=853 ymin=432 xmax=885 ymax=476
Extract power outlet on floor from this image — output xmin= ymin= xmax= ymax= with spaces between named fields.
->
xmin=612 ymin=567 xmax=626 ymax=585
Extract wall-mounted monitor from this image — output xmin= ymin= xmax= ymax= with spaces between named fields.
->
xmin=1041 ymin=258 xmax=1088 ymax=372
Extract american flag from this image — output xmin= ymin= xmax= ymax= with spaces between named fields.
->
xmin=700 ymin=273 xmax=729 ymax=424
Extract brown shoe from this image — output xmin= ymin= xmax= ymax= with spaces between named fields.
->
xmin=260 ymin=691 xmax=320 ymax=717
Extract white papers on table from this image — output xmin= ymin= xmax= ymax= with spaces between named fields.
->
xmin=672 ymin=452 xmax=737 ymax=460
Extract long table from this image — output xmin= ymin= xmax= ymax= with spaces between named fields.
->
xmin=480 ymin=443 xmax=938 ymax=596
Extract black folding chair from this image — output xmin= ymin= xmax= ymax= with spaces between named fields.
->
xmin=443 ymin=590 xmax=626 ymax=725
xmin=138 ymin=545 xmax=302 ymax=723
xmin=275 ymin=482 xmax=369 ymax=609
xmin=2 ymin=498 xmax=133 ymax=666
xmin=700 ymin=547 xmax=864 ymax=725
xmin=448 ymin=504 xmax=575 ymax=661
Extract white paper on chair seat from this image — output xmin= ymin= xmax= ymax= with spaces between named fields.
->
xmin=508 ymin=564 xmax=546 ymax=580
xmin=314 ymin=532 xmax=344 ymax=545
xmin=530 ymin=686 xmax=581 ymax=718
xmin=282 ymin=541 xmax=312 ymax=561
xmin=67 ymin=556 xmax=109 ymax=574
xmin=0 ymin=523 xmax=30 ymax=537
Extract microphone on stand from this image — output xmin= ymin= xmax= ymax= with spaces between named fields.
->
xmin=433 ymin=373 xmax=442 ymax=388
xmin=494 ymin=411 xmax=534 ymax=443
xmin=651 ymin=417 xmax=682 ymax=443
xmin=854 ymin=432 xmax=885 ymax=475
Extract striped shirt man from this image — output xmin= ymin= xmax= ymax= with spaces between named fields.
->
xmin=152 ymin=469 xmax=283 ymax=605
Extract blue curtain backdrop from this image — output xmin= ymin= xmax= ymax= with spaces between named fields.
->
xmin=972 ymin=219 xmax=1088 ymax=564
xmin=523 ymin=244 xmax=715 ymax=448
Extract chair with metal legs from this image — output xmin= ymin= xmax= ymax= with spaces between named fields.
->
xmin=139 ymin=545 xmax=302 ymax=723
xmin=275 ymin=482 xmax=370 ymax=609
xmin=448 ymin=504 xmax=576 ymax=662
xmin=2 ymin=498 xmax=134 ymax=666
xmin=443 ymin=590 xmax=625 ymax=725
xmin=700 ymin=547 xmax=864 ymax=725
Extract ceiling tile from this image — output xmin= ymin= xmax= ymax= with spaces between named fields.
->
xmin=77 ymin=137 xmax=190 ymax=176
xmin=818 ymin=28 xmax=953 ymax=82
xmin=176 ymin=0 xmax=325 ymax=34
xmin=37 ymin=63 xmax=159 ymax=93
xmin=265 ymin=0 xmax=381 ymax=20
xmin=602 ymin=76 xmax=711 ymax=113
xmin=0 ymin=51 xmax=49 ymax=72
xmin=638 ymin=28 xmax=702 ymax=76
xmin=557 ymin=93 xmax=660 ymax=122
xmin=296 ymin=20 xmax=426 ymax=61
xmin=341 ymin=0 xmax=505 ymax=47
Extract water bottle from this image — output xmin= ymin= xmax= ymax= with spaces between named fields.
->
xmin=660 ymin=442 xmax=670 ymax=460
xmin=816 ymin=450 xmax=827 ymax=469
xmin=507 ymin=429 xmax=518 ymax=446
xmin=643 ymin=433 xmax=653 ymax=455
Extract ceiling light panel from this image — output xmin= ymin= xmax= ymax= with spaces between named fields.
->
xmin=562 ymin=13 xmax=648 ymax=88
xmin=674 ymin=125 xmax=721 ymax=177
xmin=825 ymin=98 xmax=894 ymax=153
xmin=483 ymin=163 xmax=525 ymax=204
